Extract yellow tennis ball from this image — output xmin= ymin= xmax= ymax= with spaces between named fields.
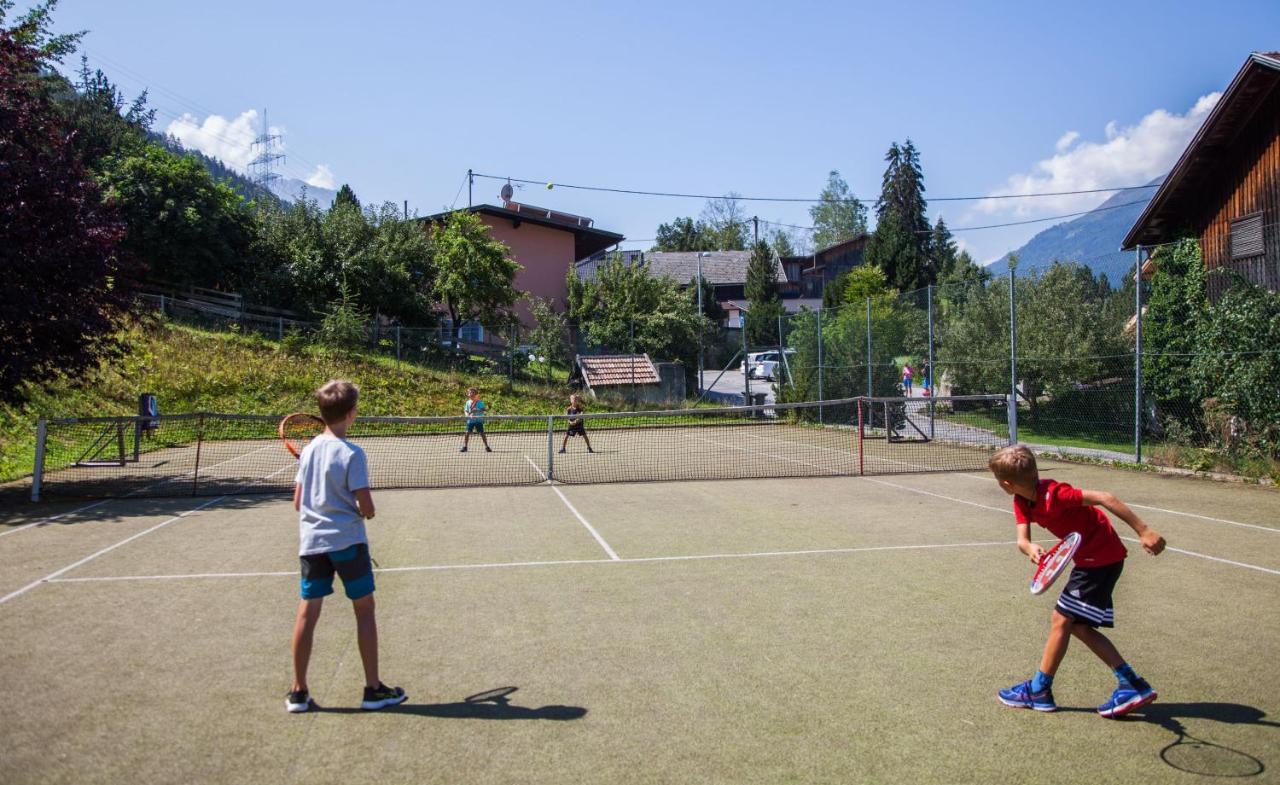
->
xmin=546 ymin=182 xmax=554 ymax=190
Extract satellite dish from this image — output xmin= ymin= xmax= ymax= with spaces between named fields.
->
xmin=500 ymin=182 xmax=514 ymax=202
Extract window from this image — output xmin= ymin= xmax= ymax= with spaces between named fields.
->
xmin=1230 ymin=212 xmax=1264 ymax=260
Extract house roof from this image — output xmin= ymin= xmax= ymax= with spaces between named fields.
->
xmin=721 ymin=298 xmax=824 ymax=314
xmin=645 ymin=251 xmax=788 ymax=286
xmin=577 ymin=354 xmax=661 ymax=387
xmin=1123 ymin=51 xmax=1280 ymax=249
xmin=421 ymin=203 xmax=625 ymax=261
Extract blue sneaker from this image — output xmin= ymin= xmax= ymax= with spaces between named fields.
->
xmin=1098 ymin=678 xmax=1157 ymax=718
xmin=998 ymin=679 xmax=1057 ymax=712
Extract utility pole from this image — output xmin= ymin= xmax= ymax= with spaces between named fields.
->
xmin=753 ymin=216 xmax=759 ymax=245
xmin=467 ymin=169 xmax=473 ymax=207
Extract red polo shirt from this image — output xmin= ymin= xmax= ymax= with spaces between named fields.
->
xmin=1013 ymin=480 xmax=1127 ymax=567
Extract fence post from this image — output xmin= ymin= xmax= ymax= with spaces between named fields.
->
xmin=396 ymin=326 xmax=402 ymax=366
xmin=927 ymin=284 xmax=935 ymax=439
xmin=546 ymin=416 xmax=555 ymax=482
xmin=31 ymin=418 xmax=47 ymax=502
xmin=1008 ymin=263 xmax=1018 ymax=421
xmin=816 ymin=308 xmax=824 ymax=424
xmin=278 ymin=317 xmax=284 ymax=341
xmin=865 ymin=297 xmax=873 ymax=397
xmin=159 ymin=294 xmax=166 ymax=316
xmin=1007 ymin=393 xmax=1018 ymax=445
xmin=1134 ymin=245 xmax=1144 ymax=463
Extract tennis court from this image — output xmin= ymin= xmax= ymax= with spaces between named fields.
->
xmin=2 ymin=451 xmax=1278 ymax=783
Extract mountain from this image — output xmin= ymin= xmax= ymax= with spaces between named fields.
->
xmin=269 ymin=177 xmax=338 ymax=208
xmin=996 ymin=175 xmax=1164 ymax=284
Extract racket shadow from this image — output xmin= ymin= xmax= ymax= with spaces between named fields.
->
xmin=1061 ymin=702 xmax=1277 ymax=778
xmin=312 ymin=686 xmax=587 ymax=721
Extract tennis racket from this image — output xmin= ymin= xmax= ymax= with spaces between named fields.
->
xmin=279 ymin=413 xmax=325 ymax=458
xmin=1029 ymin=531 xmax=1082 ymax=595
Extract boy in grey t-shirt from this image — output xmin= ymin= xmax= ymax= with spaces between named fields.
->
xmin=286 ymin=380 xmax=406 ymax=714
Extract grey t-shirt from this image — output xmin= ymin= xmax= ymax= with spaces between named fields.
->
xmin=295 ymin=433 xmax=370 ymax=556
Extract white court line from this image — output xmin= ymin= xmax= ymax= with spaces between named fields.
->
xmin=0 ymin=495 xmax=230 ymax=606
xmin=524 ymin=456 xmax=619 ymax=560
xmin=0 ymin=499 xmax=110 ymax=539
xmin=739 ymin=431 xmax=1280 ymax=535
xmin=47 ymin=538 xmax=1024 ymax=583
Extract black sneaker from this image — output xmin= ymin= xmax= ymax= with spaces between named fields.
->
xmin=460 ymin=446 xmax=468 ymax=453
xmin=558 ymin=447 xmax=566 ymax=453
xmin=485 ymin=446 xmax=492 ymax=452
xmin=587 ymin=447 xmax=594 ymax=453
xmin=361 ymin=683 xmax=407 ymax=711
xmin=285 ymin=689 xmax=313 ymax=713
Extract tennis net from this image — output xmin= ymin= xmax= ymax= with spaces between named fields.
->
xmin=30 ymin=395 xmax=1012 ymax=500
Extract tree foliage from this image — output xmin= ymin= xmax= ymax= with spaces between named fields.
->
xmin=527 ymin=296 xmax=569 ymax=369
xmin=809 ymin=170 xmax=867 ymax=250
xmin=653 ymin=216 xmax=715 ymax=252
xmin=567 ymin=255 xmax=707 ymax=372
xmin=429 ymin=210 xmax=520 ymax=343
xmin=0 ymin=27 xmax=132 ymax=400
xmin=866 ymin=140 xmax=933 ymax=291
xmin=699 ymin=194 xmax=748 ymax=251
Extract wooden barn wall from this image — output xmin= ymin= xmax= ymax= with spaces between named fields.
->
xmin=1197 ymin=83 xmax=1280 ymax=298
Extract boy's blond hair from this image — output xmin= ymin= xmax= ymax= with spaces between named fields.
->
xmin=988 ymin=444 xmax=1038 ymax=485
xmin=316 ymin=380 xmax=359 ymax=425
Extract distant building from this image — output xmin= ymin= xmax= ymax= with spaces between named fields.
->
xmin=782 ymin=233 xmax=870 ymax=299
xmin=422 ymin=201 xmax=624 ymax=336
xmin=1123 ymin=51 xmax=1280 ymax=296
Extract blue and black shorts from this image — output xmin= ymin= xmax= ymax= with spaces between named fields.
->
xmin=1055 ymin=560 xmax=1123 ymax=628
xmin=299 ymin=543 xmax=375 ymax=600
xmin=466 ymin=420 xmax=485 ymax=433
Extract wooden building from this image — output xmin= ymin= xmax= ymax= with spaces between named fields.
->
xmin=1123 ymin=52 xmax=1280 ymax=297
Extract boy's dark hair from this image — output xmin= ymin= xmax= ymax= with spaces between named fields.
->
xmin=988 ymin=444 xmax=1038 ymax=485
xmin=316 ymin=380 xmax=359 ymax=425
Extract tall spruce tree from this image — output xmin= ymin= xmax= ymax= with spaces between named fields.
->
xmin=930 ymin=217 xmax=958 ymax=280
xmin=809 ymin=170 xmax=867 ymax=250
xmin=333 ymin=183 xmax=360 ymax=211
xmin=866 ymin=139 xmax=933 ymax=291
xmin=744 ymin=240 xmax=784 ymax=348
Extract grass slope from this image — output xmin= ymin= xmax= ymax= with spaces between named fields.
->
xmin=0 ymin=320 xmax=613 ymax=482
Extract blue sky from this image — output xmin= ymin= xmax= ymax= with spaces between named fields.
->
xmin=39 ymin=0 xmax=1280 ymax=262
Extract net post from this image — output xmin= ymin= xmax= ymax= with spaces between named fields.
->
xmin=116 ymin=421 xmax=127 ymax=466
xmin=133 ymin=418 xmax=141 ymax=463
xmin=857 ymin=399 xmax=864 ymax=476
xmin=1006 ymin=393 xmax=1017 ymax=445
xmin=546 ymin=416 xmax=555 ymax=482
xmin=192 ymin=414 xmax=205 ymax=496
xmin=31 ymin=418 xmax=47 ymax=502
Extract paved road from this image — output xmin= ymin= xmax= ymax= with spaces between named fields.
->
xmin=697 ymin=369 xmax=778 ymax=405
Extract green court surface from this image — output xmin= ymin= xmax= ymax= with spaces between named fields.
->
xmin=1 ymin=461 xmax=1277 ymax=784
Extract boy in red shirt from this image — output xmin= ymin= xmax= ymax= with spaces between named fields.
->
xmin=988 ymin=445 xmax=1166 ymax=718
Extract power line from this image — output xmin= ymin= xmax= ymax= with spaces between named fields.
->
xmin=471 ymin=171 xmax=1160 ymax=206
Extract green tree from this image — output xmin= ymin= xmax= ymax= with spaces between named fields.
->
xmin=527 ymin=296 xmax=569 ymax=373
xmin=97 ymin=143 xmax=256 ymax=289
xmin=866 ymin=140 xmax=933 ymax=290
xmin=653 ymin=216 xmax=715 ymax=252
xmin=809 ymin=170 xmax=867 ymax=250
xmin=1142 ymin=238 xmax=1206 ymax=418
xmin=568 ymin=255 xmax=707 ymax=381
xmin=429 ymin=210 xmax=521 ymax=347
xmin=744 ymin=240 xmax=783 ymax=349
xmin=930 ymin=217 xmax=958 ymax=279
xmin=333 ymin=183 xmax=360 ymax=211
xmin=700 ymin=194 xmax=748 ymax=250
xmin=770 ymin=228 xmax=796 ymax=257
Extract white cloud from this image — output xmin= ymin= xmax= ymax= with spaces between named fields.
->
xmin=972 ymin=92 xmax=1221 ymax=218
xmin=165 ymin=109 xmax=276 ymax=174
xmin=305 ymin=164 xmax=337 ymax=190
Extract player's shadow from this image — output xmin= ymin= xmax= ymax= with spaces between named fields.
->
xmin=314 ymin=686 xmax=586 ymax=721
xmin=1063 ymin=702 xmax=1277 ymax=778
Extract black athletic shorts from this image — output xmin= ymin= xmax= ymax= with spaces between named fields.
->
xmin=299 ymin=543 xmax=375 ymax=600
xmin=566 ymin=421 xmax=586 ymax=437
xmin=1055 ymin=560 xmax=1123 ymax=628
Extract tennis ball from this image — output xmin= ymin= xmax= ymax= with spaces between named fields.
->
xmin=546 ymin=182 xmax=554 ymax=190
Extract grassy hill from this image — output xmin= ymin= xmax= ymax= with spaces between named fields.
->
xmin=0 ymin=320 xmax=618 ymax=483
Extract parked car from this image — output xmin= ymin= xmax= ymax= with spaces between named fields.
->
xmin=747 ymin=349 xmax=796 ymax=381
xmin=740 ymin=351 xmax=771 ymax=375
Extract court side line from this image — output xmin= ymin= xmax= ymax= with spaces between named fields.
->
xmin=861 ymin=478 xmax=1280 ymax=578
xmin=0 ymin=495 xmax=230 ymax=606
xmin=741 ymin=432 xmax=1280 ymax=535
xmin=0 ymin=499 xmax=110 ymax=540
xmin=523 ymin=456 xmax=619 ymax=560
xmin=46 ymin=538 xmax=1024 ymax=583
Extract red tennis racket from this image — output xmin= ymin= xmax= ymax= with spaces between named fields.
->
xmin=1030 ymin=531 xmax=1082 ymax=595
xmin=279 ymin=413 xmax=325 ymax=459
